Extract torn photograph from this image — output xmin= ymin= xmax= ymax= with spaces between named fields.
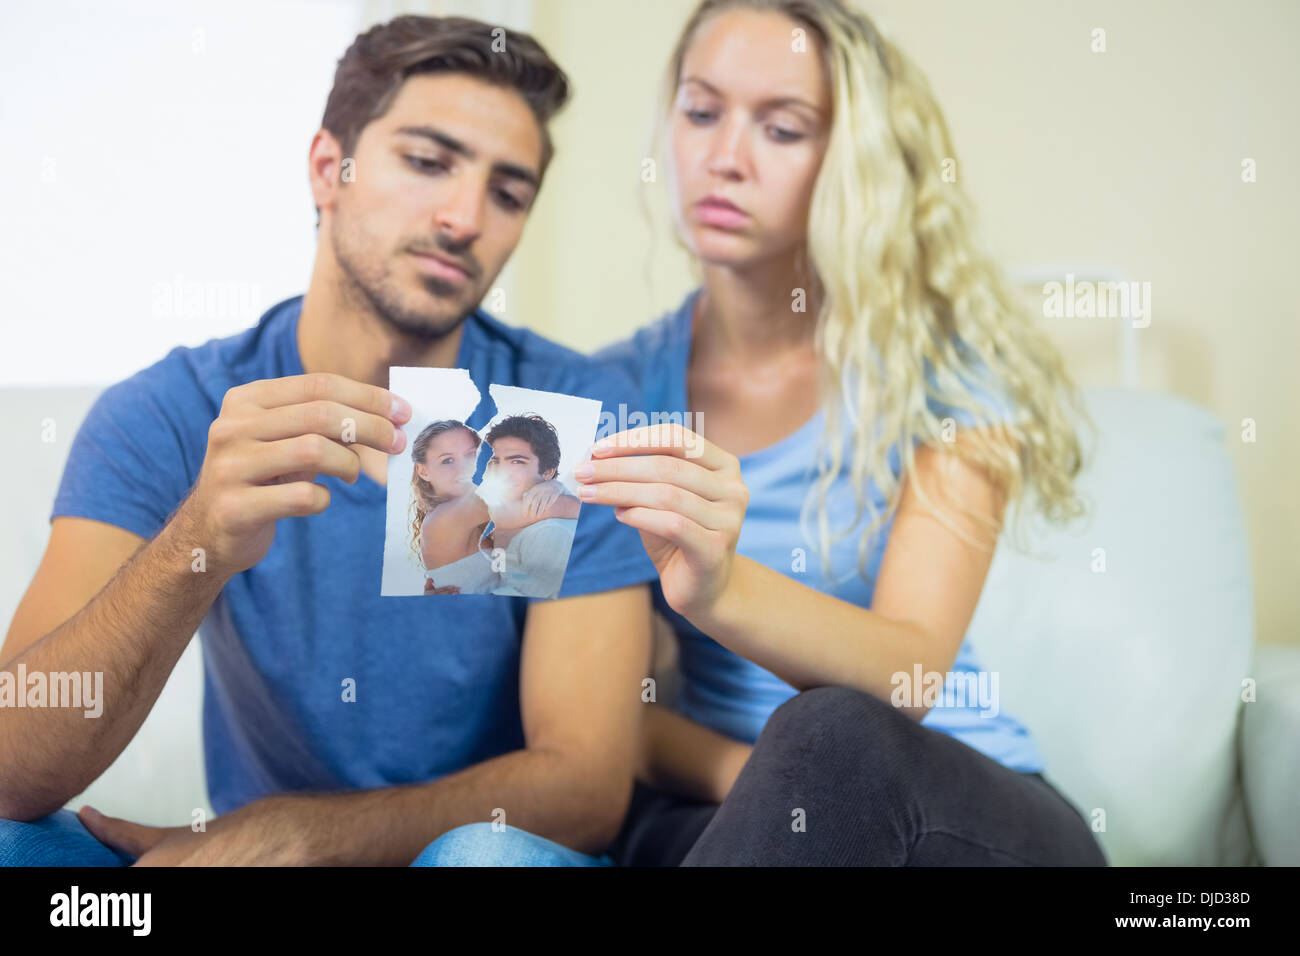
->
xmin=380 ymin=367 xmax=602 ymax=599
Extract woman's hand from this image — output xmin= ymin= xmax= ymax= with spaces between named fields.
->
xmin=576 ymin=424 xmax=748 ymax=625
xmin=424 ymin=577 xmax=460 ymax=595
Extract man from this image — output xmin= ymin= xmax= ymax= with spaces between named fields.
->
xmin=0 ymin=15 xmax=656 ymax=866
xmin=482 ymin=415 xmax=581 ymax=599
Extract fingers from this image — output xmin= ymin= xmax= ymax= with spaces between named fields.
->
xmin=77 ymin=806 xmax=167 ymax=858
xmin=614 ymin=505 xmax=717 ymax=555
xmin=229 ymin=372 xmax=411 ymax=425
xmin=241 ymin=433 xmax=363 ymax=486
xmin=576 ymin=453 xmax=730 ymax=502
xmin=583 ymin=480 xmax=735 ymax=533
xmin=216 ymin=482 xmax=332 ymax=530
xmin=250 ymin=399 xmax=406 ymax=456
xmin=591 ymin=424 xmax=734 ymax=472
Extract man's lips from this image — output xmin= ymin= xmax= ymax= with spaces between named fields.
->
xmin=410 ymin=249 xmax=474 ymax=283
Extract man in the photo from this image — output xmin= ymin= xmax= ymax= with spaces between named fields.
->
xmin=0 ymin=15 xmax=655 ymax=866
xmin=481 ymin=414 xmax=581 ymax=598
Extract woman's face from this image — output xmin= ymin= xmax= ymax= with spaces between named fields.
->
xmin=416 ymin=428 xmax=480 ymax=499
xmin=669 ymin=7 xmax=831 ymax=269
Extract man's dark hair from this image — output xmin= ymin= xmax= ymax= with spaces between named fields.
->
xmin=486 ymin=414 xmax=562 ymax=480
xmin=316 ymin=15 xmax=570 ymax=223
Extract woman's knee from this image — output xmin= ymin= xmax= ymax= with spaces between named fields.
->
xmin=410 ymin=822 xmax=609 ymax=867
xmin=762 ymin=685 xmax=907 ymax=757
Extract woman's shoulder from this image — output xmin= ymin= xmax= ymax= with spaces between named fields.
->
xmin=421 ymin=494 xmax=484 ymax=532
xmin=592 ymin=287 xmax=699 ymax=410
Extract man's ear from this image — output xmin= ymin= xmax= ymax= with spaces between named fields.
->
xmin=543 ymin=468 xmax=557 ymax=482
xmin=308 ymin=128 xmax=346 ymax=220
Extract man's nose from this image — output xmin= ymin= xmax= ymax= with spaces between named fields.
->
xmin=434 ymin=178 xmax=486 ymax=244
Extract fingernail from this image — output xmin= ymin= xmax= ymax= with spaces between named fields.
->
xmin=390 ymin=394 xmax=412 ymax=422
xmin=577 ymin=484 xmax=597 ymax=499
xmin=391 ymin=427 xmax=406 ymax=453
xmin=574 ymin=463 xmax=594 ymax=479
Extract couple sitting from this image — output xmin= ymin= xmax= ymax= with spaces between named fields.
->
xmin=0 ymin=4 xmax=1107 ymax=867
xmin=411 ymin=414 xmax=578 ymax=599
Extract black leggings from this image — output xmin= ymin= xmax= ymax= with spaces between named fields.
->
xmin=610 ymin=685 xmax=1108 ymax=866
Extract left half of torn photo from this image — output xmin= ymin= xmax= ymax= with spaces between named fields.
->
xmin=380 ymin=366 xmax=603 ymax=599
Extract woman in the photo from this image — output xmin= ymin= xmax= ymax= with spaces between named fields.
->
xmin=408 ymin=419 xmax=500 ymax=594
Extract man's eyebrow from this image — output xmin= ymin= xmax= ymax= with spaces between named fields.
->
xmin=395 ymin=125 xmax=540 ymax=188
xmin=680 ymin=76 xmax=825 ymax=117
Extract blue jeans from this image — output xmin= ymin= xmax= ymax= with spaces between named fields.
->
xmin=0 ymin=810 xmax=601 ymax=867
xmin=0 ymin=809 xmax=137 ymax=866
xmin=410 ymin=822 xmax=611 ymax=867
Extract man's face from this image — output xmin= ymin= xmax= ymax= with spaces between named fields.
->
xmin=325 ymin=72 xmax=543 ymax=339
xmin=485 ymin=435 xmax=553 ymax=501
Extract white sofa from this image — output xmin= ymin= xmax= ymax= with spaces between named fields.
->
xmin=1 ymin=384 xmax=1296 ymax=865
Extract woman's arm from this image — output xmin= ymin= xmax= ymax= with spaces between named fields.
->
xmin=638 ymin=705 xmax=753 ymax=804
xmin=577 ymin=425 xmax=1010 ymax=720
xmin=421 ymin=495 xmax=489 ymax=568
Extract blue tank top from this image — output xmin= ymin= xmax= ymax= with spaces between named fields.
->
xmin=595 ymin=289 xmax=1046 ymax=774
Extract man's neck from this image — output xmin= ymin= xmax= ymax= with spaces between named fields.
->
xmin=297 ymin=254 xmax=467 ymax=387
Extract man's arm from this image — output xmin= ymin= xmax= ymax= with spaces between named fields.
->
xmin=102 ymin=582 xmax=654 ymax=865
xmin=0 ymin=513 xmax=227 ymax=822
xmin=0 ymin=372 xmax=413 ymax=821
xmin=305 ymin=582 xmax=651 ymax=863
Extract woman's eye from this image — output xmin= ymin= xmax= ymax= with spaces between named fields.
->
xmin=767 ymin=126 xmax=803 ymax=143
xmin=405 ymin=155 xmax=447 ymax=173
xmin=684 ymin=108 xmax=717 ymax=125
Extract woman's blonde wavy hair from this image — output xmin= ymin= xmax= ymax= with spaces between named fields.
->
xmin=650 ymin=0 xmax=1095 ymax=581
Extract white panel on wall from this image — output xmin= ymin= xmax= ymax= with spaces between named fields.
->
xmin=0 ymin=0 xmax=363 ymax=385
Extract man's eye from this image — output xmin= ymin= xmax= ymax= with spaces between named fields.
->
xmin=405 ymin=155 xmax=447 ymax=173
xmin=494 ymin=188 xmax=524 ymax=211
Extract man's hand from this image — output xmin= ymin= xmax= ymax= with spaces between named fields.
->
xmin=182 ymin=372 xmax=413 ymax=578
xmin=78 ymin=796 xmax=314 ymax=866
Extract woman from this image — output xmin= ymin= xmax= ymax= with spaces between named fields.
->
xmin=408 ymin=419 xmax=499 ymax=594
xmin=415 ymin=0 xmax=1105 ymax=866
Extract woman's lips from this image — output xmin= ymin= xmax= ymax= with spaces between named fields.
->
xmin=694 ymin=198 xmax=750 ymax=230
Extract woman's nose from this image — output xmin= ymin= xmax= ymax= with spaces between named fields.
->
xmin=705 ymin=120 xmax=748 ymax=180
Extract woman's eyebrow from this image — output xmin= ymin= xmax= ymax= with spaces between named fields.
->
xmin=681 ymin=76 xmax=825 ymax=117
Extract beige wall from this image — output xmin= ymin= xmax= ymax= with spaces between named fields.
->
xmin=499 ymin=0 xmax=1297 ymax=645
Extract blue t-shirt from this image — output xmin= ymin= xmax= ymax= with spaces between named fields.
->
xmin=595 ymin=288 xmax=1046 ymax=774
xmin=50 ymin=295 xmax=659 ymax=814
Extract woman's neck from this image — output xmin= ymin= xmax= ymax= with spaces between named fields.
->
xmin=694 ymin=252 xmax=820 ymax=368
